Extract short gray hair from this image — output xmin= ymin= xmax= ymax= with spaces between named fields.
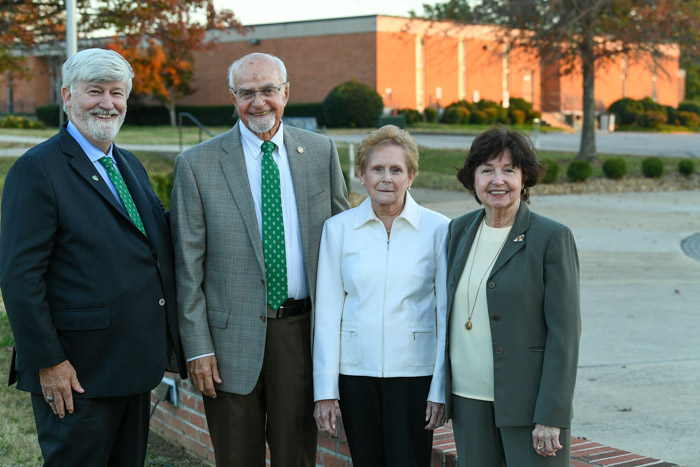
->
xmin=228 ymin=53 xmax=287 ymax=90
xmin=62 ymin=48 xmax=134 ymax=96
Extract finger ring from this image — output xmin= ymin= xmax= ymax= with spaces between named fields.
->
xmin=46 ymin=396 xmax=55 ymax=403
xmin=537 ymin=443 xmax=544 ymax=450
xmin=319 ymin=424 xmax=324 ymax=429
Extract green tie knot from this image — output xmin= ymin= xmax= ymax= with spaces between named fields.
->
xmin=261 ymin=141 xmax=276 ymax=156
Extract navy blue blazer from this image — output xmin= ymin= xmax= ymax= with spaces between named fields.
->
xmin=0 ymin=123 xmax=186 ymax=397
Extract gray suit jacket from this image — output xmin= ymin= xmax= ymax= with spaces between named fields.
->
xmin=445 ymin=202 xmax=581 ymax=428
xmin=171 ymin=122 xmax=349 ymax=394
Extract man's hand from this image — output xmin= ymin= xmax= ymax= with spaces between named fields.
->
xmin=187 ymin=355 xmax=222 ymax=398
xmin=39 ymin=360 xmax=85 ymax=418
xmin=424 ymin=401 xmax=446 ymax=430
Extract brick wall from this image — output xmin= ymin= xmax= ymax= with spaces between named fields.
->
xmin=150 ymin=376 xmax=681 ymax=467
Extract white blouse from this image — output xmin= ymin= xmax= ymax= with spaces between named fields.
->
xmin=313 ymin=193 xmax=449 ymax=403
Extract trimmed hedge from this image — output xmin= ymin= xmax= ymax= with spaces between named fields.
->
xmin=567 ymin=160 xmax=592 ymax=182
xmin=679 ymin=159 xmax=695 ymax=176
xmin=397 ymin=108 xmax=423 ymax=125
xmin=323 ymin=80 xmax=383 ymax=128
xmin=602 ymin=157 xmax=627 ymax=179
xmin=608 ymin=97 xmax=644 ymax=126
xmin=540 ymin=159 xmax=561 ymax=184
xmin=0 ymin=114 xmax=46 ymax=129
xmin=641 ymin=157 xmax=664 ymax=178
xmin=423 ymin=107 xmax=438 ymax=123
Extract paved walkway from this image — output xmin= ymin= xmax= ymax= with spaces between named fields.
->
xmin=404 ymin=184 xmax=700 ymax=466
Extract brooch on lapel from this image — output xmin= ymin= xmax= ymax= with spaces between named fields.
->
xmin=297 ymin=146 xmax=304 ymax=154
xmin=92 ymin=175 xmax=99 ymax=181
xmin=513 ymin=234 xmax=525 ymax=242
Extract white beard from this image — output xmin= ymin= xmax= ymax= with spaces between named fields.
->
xmin=246 ymin=112 xmax=276 ymax=135
xmin=72 ymin=107 xmax=125 ymax=143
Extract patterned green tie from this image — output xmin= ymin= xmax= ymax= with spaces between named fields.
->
xmin=261 ymin=141 xmax=288 ymax=310
xmin=98 ymin=156 xmax=146 ymax=236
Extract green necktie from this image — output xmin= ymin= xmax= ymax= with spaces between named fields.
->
xmin=261 ymin=141 xmax=288 ymax=310
xmin=98 ymin=156 xmax=147 ymax=237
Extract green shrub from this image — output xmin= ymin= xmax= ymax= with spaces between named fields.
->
xmin=442 ymin=106 xmax=470 ymax=124
xmin=609 ymin=97 xmax=644 ymax=125
xmin=149 ymin=172 xmax=174 ymax=209
xmin=602 ymin=157 xmax=627 ymax=179
xmin=528 ymin=109 xmax=542 ymax=122
xmin=482 ymin=107 xmax=499 ymax=124
xmin=509 ymin=109 xmax=526 ymax=125
xmin=639 ymin=97 xmax=667 ymax=118
xmin=566 ymin=160 xmax=592 ymax=182
xmin=322 ymin=80 xmax=383 ymax=128
xmin=641 ymin=157 xmax=664 ymax=178
xmin=423 ymin=107 xmax=438 ymax=123
xmin=677 ymin=100 xmax=700 ymax=116
xmin=634 ymin=110 xmax=667 ymax=128
xmin=450 ymin=100 xmax=474 ymax=112
xmin=678 ymin=159 xmax=695 ymax=176
xmin=677 ymin=111 xmax=700 ymax=128
xmin=470 ymin=109 xmax=488 ymax=125
xmin=0 ymin=114 xmax=46 ymax=129
xmin=36 ymin=104 xmax=63 ymax=126
xmin=507 ymin=97 xmax=533 ymax=113
xmin=540 ymin=159 xmax=561 ymax=184
xmin=284 ymin=102 xmax=326 ymax=126
xmin=397 ymin=108 xmax=422 ymax=125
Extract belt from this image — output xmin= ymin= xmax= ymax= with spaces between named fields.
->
xmin=267 ymin=297 xmax=311 ymax=319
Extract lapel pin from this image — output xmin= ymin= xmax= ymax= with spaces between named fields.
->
xmin=513 ymin=234 xmax=525 ymax=242
xmin=92 ymin=175 xmax=99 ymax=181
xmin=297 ymin=146 xmax=304 ymax=154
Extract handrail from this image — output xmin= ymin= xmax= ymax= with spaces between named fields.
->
xmin=178 ymin=112 xmax=215 ymax=152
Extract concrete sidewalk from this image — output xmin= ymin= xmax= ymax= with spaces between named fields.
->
xmin=404 ymin=185 xmax=700 ymax=466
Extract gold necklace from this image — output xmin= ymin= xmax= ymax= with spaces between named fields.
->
xmin=464 ymin=220 xmax=508 ymax=331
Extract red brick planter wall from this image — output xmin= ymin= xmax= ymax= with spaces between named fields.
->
xmin=150 ymin=376 xmax=682 ymax=467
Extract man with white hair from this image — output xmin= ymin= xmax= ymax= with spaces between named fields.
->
xmin=0 ymin=48 xmax=186 ymax=466
xmin=172 ymin=52 xmax=349 ymax=466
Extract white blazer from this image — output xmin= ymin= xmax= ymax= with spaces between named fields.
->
xmin=313 ymin=193 xmax=449 ymax=403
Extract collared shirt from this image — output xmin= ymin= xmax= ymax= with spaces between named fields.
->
xmin=313 ymin=193 xmax=449 ymax=403
xmin=66 ymin=121 xmax=124 ymax=209
xmin=239 ymin=122 xmax=307 ymax=300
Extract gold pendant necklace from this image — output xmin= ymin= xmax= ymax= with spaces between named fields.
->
xmin=465 ymin=220 xmax=507 ymax=331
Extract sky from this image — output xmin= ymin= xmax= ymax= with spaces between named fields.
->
xmin=213 ymin=0 xmax=441 ymax=25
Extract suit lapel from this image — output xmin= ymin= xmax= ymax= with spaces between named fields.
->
xmin=219 ymin=123 xmax=266 ymax=273
xmin=489 ymin=202 xmax=531 ymax=278
xmin=284 ymin=128 xmax=309 ymax=266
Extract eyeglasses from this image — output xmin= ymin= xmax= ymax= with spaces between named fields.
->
xmin=231 ymin=83 xmax=288 ymax=101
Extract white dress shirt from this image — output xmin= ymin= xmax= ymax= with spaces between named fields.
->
xmin=313 ymin=193 xmax=449 ymax=403
xmin=239 ymin=122 xmax=307 ymax=300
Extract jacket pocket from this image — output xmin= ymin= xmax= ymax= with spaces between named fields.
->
xmin=53 ymin=308 xmax=110 ymax=331
xmin=408 ymin=325 xmax=436 ymax=367
xmin=340 ymin=326 xmax=361 ymax=366
xmin=209 ymin=308 xmax=230 ymax=329
xmin=528 ymin=344 xmax=546 ymax=352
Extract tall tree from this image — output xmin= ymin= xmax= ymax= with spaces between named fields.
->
xmin=0 ymin=0 xmax=88 ymax=112
xmin=89 ymin=0 xmax=245 ymax=126
xmin=418 ymin=0 xmax=700 ymax=160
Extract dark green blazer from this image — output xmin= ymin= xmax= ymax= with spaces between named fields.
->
xmin=445 ymin=202 xmax=580 ymax=429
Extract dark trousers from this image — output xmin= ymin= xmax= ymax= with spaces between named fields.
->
xmin=451 ymin=394 xmax=571 ymax=467
xmin=203 ymin=312 xmax=316 ymax=467
xmin=31 ymin=392 xmax=150 ymax=467
xmin=338 ymin=375 xmax=434 ymax=467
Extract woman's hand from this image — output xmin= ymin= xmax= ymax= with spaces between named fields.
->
xmin=314 ymin=399 xmax=340 ymax=437
xmin=424 ymin=401 xmax=446 ymax=430
xmin=532 ymin=423 xmax=561 ymax=457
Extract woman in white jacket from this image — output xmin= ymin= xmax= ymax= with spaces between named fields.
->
xmin=313 ymin=125 xmax=448 ymax=466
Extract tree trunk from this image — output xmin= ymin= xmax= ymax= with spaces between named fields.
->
xmin=577 ymin=31 xmax=597 ymax=160
xmin=168 ymin=91 xmax=177 ymax=127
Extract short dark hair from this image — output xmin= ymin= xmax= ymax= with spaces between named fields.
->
xmin=457 ymin=125 xmax=542 ymax=204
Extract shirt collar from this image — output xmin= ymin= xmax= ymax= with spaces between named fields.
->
xmin=66 ymin=120 xmax=114 ymax=162
xmin=353 ymin=191 xmax=421 ymax=231
xmin=239 ymin=120 xmax=285 ymax=159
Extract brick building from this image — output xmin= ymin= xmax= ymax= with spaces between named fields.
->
xmin=0 ymin=15 xmax=683 ymax=119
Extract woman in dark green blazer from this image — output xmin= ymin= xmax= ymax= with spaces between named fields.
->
xmin=445 ymin=126 xmax=580 ymax=465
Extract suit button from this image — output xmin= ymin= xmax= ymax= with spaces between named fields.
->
xmin=158 ymin=298 xmax=166 ymax=306
xmin=495 ymin=346 xmax=504 ymax=355
xmin=260 ymin=315 xmax=266 ymax=322
xmin=491 ymin=314 xmax=500 ymax=321
xmin=487 ymin=281 xmax=496 ymax=289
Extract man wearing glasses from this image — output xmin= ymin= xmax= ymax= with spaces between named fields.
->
xmin=171 ymin=53 xmax=349 ymax=466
